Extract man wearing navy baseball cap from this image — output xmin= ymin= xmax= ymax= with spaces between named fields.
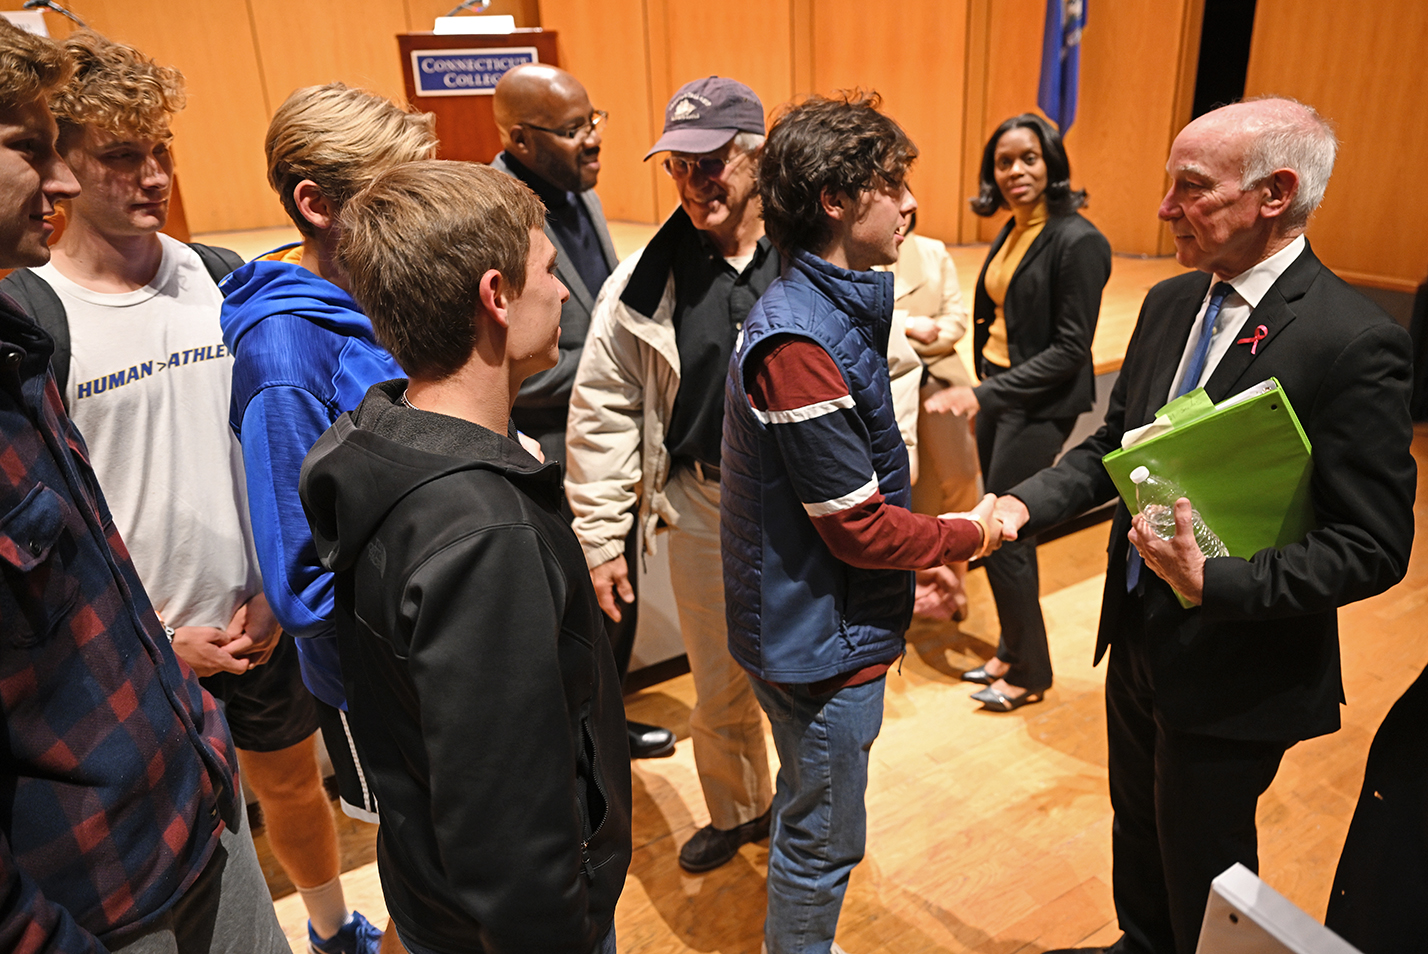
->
xmin=564 ymin=77 xmax=778 ymax=873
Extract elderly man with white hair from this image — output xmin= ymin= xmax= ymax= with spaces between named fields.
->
xmin=995 ymin=96 xmax=1416 ymax=954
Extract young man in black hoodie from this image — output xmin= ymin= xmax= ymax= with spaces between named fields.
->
xmin=299 ymin=160 xmax=632 ymax=954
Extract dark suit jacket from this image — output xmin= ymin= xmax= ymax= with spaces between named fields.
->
xmin=490 ymin=153 xmax=620 ymax=462
xmin=1012 ymin=242 xmax=1416 ymax=742
xmin=972 ymin=211 xmax=1111 ymax=420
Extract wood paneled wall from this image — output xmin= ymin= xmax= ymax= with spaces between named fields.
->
xmin=542 ymin=0 xmax=1202 ymax=256
xmin=809 ymin=0 xmax=972 ymax=249
xmin=538 ymin=0 xmax=661 ymax=224
xmin=1244 ymin=0 xmax=1428 ymax=292
xmin=9 ymin=0 xmax=1424 ymax=290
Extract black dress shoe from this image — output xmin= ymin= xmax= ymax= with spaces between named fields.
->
xmin=960 ymin=664 xmax=998 ymax=685
xmin=627 ymin=720 xmax=675 ymax=759
xmin=970 ymin=684 xmax=1046 ymax=711
xmin=678 ymin=807 xmax=772 ymax=872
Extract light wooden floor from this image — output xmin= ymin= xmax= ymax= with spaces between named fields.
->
xmin=255 ymin=424 xmax=1428 ymax=953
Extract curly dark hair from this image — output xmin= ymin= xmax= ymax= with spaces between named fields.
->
xmin=758 ymin=90 xmax=917 ymax=256
xmin=969 ymin=113 xmax=1086 ymax=218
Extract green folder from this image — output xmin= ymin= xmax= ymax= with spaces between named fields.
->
xmin=1102 ymin=378 xmax=1317 ymax=565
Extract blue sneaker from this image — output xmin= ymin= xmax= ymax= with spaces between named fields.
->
xmin=309 ymin=910 xmax=383 ymax=954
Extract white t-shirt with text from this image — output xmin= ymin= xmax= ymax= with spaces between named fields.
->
xmin=33 ymin=233 xmax=261 ymax=629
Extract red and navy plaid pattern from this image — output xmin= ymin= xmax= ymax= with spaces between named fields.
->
xmin=0 ymin=297 xmax=238 ymax=953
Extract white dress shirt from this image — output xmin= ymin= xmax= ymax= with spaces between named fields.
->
xmin=1165 ymin=234 xmax=1306 ymax=404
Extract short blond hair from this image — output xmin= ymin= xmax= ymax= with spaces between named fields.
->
xmin=338 ymin=160 xmax=545 ymax=381
xmin=266 ymin=83 xmax=437 ymax=237
xmin=50 ymin=31 xmax=184 ymax=143
xmin=0 ymin=18 xmax=72 ymax=111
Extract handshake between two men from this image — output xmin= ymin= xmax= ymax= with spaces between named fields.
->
xmin=990 ymin=494 xmax=1212 ymax=605
xmin=918 ymin=491 xmax=1213 ymax=622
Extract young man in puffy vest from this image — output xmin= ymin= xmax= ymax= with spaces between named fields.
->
xmin=720 ymin=93 xmax=1001 ymax=954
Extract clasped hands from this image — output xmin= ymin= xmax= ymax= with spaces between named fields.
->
xmin=988 ymin=494 xmax=1207 ymax=604
xmin=169 ymin=592 xmax=284 ymax=677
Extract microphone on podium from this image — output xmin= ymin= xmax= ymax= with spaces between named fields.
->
xmin=21 ymin=0 xmax=87 ymax=27
xmin=442 ymin=0 xmax=491 ymax=17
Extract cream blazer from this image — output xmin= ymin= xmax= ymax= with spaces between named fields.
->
xmin=880 ymin=233 xmax=972 ymax=389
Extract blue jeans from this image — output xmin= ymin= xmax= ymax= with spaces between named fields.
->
xmin=750 ymin=675 xmax=886 ymax=954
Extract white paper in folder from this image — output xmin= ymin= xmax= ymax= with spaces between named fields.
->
xmin=1196 ymin=863 xmax=1363 ymax=954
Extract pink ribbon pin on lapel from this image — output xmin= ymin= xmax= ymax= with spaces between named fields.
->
xmin=1236 ymin=324 xmax=1268 ymax=355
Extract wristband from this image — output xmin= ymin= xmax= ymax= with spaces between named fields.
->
xmin=961 ymin=512 xmax=989 ymax=558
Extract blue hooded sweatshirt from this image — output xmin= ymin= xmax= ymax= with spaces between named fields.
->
xmin=220 ymin=246 xmax=401 ymax=709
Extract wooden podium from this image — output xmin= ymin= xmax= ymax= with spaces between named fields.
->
xmin=397 ymin=29 xmax=560 ymax=164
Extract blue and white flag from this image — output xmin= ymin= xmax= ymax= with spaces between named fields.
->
xmin=1038 ymin=0 xmax=1086 ymax=133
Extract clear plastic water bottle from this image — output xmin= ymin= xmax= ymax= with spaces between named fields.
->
xmin=1129 ymin=466 xmax=1229 ymax=558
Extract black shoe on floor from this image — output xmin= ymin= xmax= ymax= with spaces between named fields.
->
xmin=960 ymin=664 xmax=997 ymax=685
xmin=677 ymin=807 xmax=772 ymax=873
xmin=627 ymin=720 xmax=676 ymax=759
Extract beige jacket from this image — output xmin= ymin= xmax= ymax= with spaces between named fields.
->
xmin=566 ymin=245 xmax=923 ymax=569
xmin=879 ymin=233 xmax=972 ymax=388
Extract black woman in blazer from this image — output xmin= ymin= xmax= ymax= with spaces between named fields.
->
xmin=930 ymin=114 xmax=1111 ymax=709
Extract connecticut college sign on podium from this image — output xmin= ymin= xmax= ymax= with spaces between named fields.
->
xmin=397 ymin=29 xmax=560 ymax=163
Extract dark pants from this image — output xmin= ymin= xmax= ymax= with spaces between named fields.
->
xmin=1325 ymin=663 xmax=1428 ymax=953
xmin=975 ymin=404 xmax=1074 ymax=691
xmin=605 ymin=517 xmax=642 ymax=683
xmin=1106 ymin=612 xmax=1289 ymax=954
xmin=547 ymin=437 xmax=638 ymax=684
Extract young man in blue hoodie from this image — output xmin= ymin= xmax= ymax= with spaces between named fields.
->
xmin=220 ymin=82 xmax=437 ymax=954
xmin=721 ymin=93 xmax=1001 ymax=953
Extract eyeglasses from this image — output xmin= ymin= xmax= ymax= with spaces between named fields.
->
xmin=661 ymin=155 xmax=732 ymax=179
xmin=524 ymin=109 xmax=608 ymax=141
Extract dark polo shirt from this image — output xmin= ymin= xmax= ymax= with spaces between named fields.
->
xmin=619 ymin=207 xmax=780 ymax=469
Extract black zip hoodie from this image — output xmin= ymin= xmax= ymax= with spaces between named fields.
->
xmin=299 ymin=380 xmax=631 ymax=954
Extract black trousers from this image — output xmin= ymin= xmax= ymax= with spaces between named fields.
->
xmin=558 ymin=471 xmax=639 ymax=683
xmin=975 ymin=403 xmax=1075 ymax=691
xmin=1105 ymin=606 xmax=1289 ymax=954
xmin=604 ymin=516 xmax=642 ymax=683
xmin=1325 ymin=663 xmax=1428 ymax=953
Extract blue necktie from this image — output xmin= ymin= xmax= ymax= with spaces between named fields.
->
xmin=1126 ymin=281 xmax=1235 ymax=591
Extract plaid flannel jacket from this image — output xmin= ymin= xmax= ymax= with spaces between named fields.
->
xmin=0 ymin=296 xmax=239 ymax=953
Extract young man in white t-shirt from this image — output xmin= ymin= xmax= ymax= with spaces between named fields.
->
xmin=0 ymin=31 xmax=381 ymax=954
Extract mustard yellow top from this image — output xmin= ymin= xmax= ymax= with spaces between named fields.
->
xmin=981 ymin=197 xmax=1049 ymax=370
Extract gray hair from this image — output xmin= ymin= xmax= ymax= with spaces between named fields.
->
xmin=732 ymin=131 xmax=766 ymax=156
xmin=1238 ymin=96 xmax=1338 ymax=230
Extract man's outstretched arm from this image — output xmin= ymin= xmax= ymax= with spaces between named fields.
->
xmin=746 ymin=335 xmax=994 ymax=568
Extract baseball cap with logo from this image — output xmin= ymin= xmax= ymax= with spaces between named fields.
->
xmin=643 ymin=76 xmax=766 ymax=160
